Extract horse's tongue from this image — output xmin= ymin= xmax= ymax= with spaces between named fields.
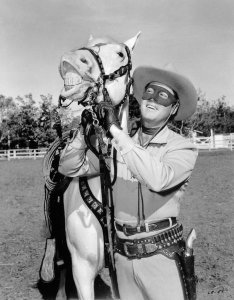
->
xmin=60 ymin=82 xmax=93 ymax=98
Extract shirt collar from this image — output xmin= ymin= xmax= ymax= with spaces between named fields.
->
xmin=133 ymin=125 xmax=170 ymax=145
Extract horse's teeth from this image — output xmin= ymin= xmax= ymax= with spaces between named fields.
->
xmin=64 ymin=72 xmax=82 ymax=86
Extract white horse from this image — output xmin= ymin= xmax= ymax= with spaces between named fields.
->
xmin=47 ymin=33 xmax=140 ymax=300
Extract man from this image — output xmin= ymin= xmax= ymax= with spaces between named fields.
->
xmin=94 ymin=66 xmax=198 ymax=300
xmin=59 ymin=66 xmax=198 ymax=300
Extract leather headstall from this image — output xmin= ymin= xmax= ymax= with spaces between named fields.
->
xmin=79 ymin=44 xmax=132 ymax=107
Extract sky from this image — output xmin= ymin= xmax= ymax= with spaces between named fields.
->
xmin=1 ymin=0 xmax=234 ymax=106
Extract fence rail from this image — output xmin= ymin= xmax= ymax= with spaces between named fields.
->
xmin=191 ymin=133 xmax=234 ymax=151
xmin=0 ymin=133 xmax=234 ymax=160
xmin=0 ymin=148 xmax=47 ymax=160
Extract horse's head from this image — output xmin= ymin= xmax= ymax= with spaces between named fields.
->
xmin=59 ymin=33 xmax=141 ymax=108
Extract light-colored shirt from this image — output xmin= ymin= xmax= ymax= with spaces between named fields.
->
xmin=111 ymin=126 xmax=198 ymax=223
xmin=58 ymin=126 xmax=198 ymax=225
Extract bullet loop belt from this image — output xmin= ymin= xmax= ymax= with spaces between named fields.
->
xmin=115 ymin=224 xmax=183 ymax=259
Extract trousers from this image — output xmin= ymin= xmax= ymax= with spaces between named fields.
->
xmin=115 ymin=252 xmax=184 ymax=300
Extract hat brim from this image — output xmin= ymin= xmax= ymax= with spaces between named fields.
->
xmin=133 ymin=66 xmax=197 ymax=120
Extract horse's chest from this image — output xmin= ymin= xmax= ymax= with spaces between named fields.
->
xmin=87 ymin=176 xmax=102 ymax=202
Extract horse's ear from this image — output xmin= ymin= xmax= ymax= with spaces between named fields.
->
xmin=124 ymin=31 xmax=141 ymax=51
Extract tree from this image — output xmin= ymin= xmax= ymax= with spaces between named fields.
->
xmin=0 ymin=95 xmax=17 ymax=147
xmin=171 ymin=91 xmax=234 ymax=137
xmin=35 ymin=94 xmax=57 ymax=147
xmin=5 ymin=94 xmax=39 ymax=148
xmin=0 ymin=93 xmax=69 ymax=148
xmin=213 ymin=97 xmax=234 ymax=133
xmin=0 ymin=95 xmax=16 ymax=122
xmin=1 ymin=89 xmax=233 ymax=149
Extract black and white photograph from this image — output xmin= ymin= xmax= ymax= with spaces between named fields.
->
xmin=0 ymin=0 xmax=234 ymax=299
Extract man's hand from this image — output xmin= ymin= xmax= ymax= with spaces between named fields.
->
xmin=95 ymin=102 xmax=121 ymax=134
xmin=81 ymin=109 xmax=93 ymax=129
xmin=80 ymin=109 xmax=95 ymax=136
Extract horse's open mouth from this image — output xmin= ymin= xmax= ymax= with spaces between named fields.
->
xmin=60 ymin=61 xmax=94 ymax=102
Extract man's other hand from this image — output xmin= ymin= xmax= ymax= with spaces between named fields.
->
xmin=81 ymin=109 xmax=93 ymax=129
xmin=95 ymin=102 xmax=121 ymax=133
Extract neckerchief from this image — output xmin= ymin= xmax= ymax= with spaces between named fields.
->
xmin=141 ymin=125 xmax=160 ymax=135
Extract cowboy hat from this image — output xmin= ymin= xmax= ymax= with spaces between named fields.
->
xmin=132 ymin=66 xmax=197 ymax=120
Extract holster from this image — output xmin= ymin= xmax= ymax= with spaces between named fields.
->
xmin=158 ymin=240 xmax=196 ymax=300
xmin=177 ymin=253 xmax=196 ymax=300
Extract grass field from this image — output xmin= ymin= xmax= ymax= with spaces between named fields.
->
xmin=0 ymin=150 xmax=234 ymax=299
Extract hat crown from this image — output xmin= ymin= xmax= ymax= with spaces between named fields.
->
xmin=163 ymin=63 xmax=177 ymax=73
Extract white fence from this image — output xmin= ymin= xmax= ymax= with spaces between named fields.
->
xmin=0 ymin=133 xmax=233 ymax=160
xmin=0 ymin=148 xmax=47 ymax=160
xmin=192 ymin=133 xmax=234 ymax=151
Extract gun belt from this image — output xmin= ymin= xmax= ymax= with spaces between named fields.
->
xmin=115 ymin=224 xmax=183 ymax=259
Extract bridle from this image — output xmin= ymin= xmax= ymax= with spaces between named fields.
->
xmin=59 ymin=43 xmax=133 ymax=108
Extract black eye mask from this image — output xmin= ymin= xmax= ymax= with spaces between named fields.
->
xmin=142 ymin=83 xmax=178 ymax=107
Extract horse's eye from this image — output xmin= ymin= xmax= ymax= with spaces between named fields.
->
xmin=117 ymin=52 xmax=124 ymax=59
xmin=80 ymin=57 xmax=88 ymax=64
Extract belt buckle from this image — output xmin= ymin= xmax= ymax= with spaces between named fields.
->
xmin=145 ymin=243 xmax=158 ymax=254
xmin=123 ymin=241 xmax=136 ymax=258
xmin=124 ymin=242 xmax=144 ymax=259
